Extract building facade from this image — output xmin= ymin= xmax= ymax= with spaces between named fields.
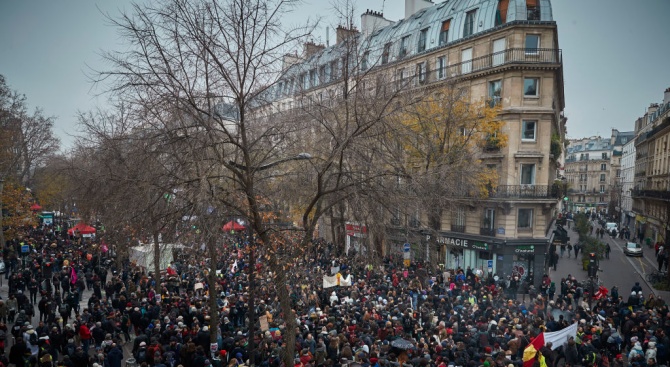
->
xmin=264 ymin=0 xmax=566 ymax=286
xmin=564 ymin=137 xmax=612 ymax=213
xmin=632 ymin=88 xmax=670 ymax=245
xmin=621 ymin=138 xmax=636 ymax=229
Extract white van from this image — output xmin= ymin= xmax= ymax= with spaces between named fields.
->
xmin=605 ymin=222 xmax=618 ymax=235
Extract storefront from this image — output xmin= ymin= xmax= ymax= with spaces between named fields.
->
xmin=430 ymin=234 xmax=499 ymax=276
xmin=497 ymin=240 xmax=549 ymax=288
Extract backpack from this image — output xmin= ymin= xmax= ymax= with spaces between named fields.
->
xmin=137 ymin=348 xmax=147 ymax=363
xmin=29 ymin=332 xmax=38 ymax=345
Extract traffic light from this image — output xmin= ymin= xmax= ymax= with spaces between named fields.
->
xmin=563 ymin=196 xmax=569 ymax=201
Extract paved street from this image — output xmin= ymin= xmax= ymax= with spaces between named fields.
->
xmin=0 ymin=271 xmax=135 ymax=362
xmin=549 ymin=221 xmax=670 ymax=302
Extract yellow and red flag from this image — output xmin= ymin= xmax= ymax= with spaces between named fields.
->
xmin=523 ymin=333 xmax=545 ymax=367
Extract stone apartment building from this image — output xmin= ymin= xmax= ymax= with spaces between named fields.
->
xmin=632 ymin=88 xmax=670 ymax=245
xmin=621 ymin=138 xmax=636 ymax=228
xmin=262 ymin=0 xmax=566 ymax=286
xmin=564 ymin=130 xmax=633 ymax=218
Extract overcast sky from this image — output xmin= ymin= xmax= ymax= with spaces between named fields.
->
xmin=2 ymin=0 xmax=670 ymax=149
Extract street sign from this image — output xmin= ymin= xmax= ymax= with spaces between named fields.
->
xmin=403 ymin=259 xmax=411 ymax=268
xmin=403 ymin=243 xmax=411 ymax=252
xmin=21 ymin=245 xmax=29 ymax=253
xmin=497 ymin=227 xmax=505 ymax=235
xmin=403 ymin=252 xmax=410 ymax=260
xmin=487 ymin=260 xmax=493 ymax=269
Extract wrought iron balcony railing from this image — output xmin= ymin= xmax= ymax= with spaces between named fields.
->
xmin=632 ymin=189 xmax=670 ymax=201
xmin=488 ymin=185 xmax=560 ymax=199
xmin=480 ymin=227 xmax=496 ymax=236
xmin=451 ymin=224 xmax=466 ymax=233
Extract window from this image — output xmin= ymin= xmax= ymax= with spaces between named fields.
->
xmin=461 ymin=47 xmax=473 ymax=74
xmin=520 ymin=163 xmax=535 ymax=185
xmin=601 ymin=163 xmax=607 ymax=171
xmin=437 ymin=56 xmax=447 ymax=79
xmin=489 ymin=80 xmax=502 ymax=106
xmin=484 ymin=208 xmax=495 ymax=229
xmin=452 ymin=206 xmax=466 ymax=231
xmin=463 ymin=10 xmax=477 ymax=37
xmin=330 ymin=60 xmax=339 ymax=81
xmin=495 ymin=0 xmax=509 ymax=26
xmin=522 ymin=120 xmax=536 ymax=141
xmin=399 ymin=36 xmax=409 ymax=58
xmin=309 ymin=69 xmax=317 ymax=88
xmin=600 ymin=185 xmax=605 ymax=193
xmin=600 ymin=174 xmax=606 ymax=182
xmin=416 ymin=62 xmax=427 ymax=84
xmin=319 ymin=66 xmax=327 ymax=84
xmin=523 ymin=78 xmax=538 ymax=97
xmin=439 ymin=20 xmax=451 ymax=45
xmin=602 ymin=152 xmax=608 ymax=159
xmin=299 ymin=74 xmax=307 ymax=90
xmin=361 ymin=52 xmax=369 ymax=71
xmin=382 ymin=43 xmax=391 ymax=64
xmin=526 ymin=0 xmax=540 ymax=20
xmin=616 ymin=169 xmax=621 ymax=178
xmin=518 ymin=208 xmax=533 ymax=229
xmin=418 ymin=28 xmax=428 ymax=52
xmin=525 ymin=34 xmax=540 ymax=54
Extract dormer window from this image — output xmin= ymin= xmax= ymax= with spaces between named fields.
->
xmin=495 ymin=0 xmax=509 ymax=26
xmin=439 ymin=20 xmax=450 ymax=45
xmin=417 ymin=28 xmax=428 ymax=52
xmin=463 ymin=10 xmax=477 ymax=37
xmin=527 ymin=0 xmax=540 ymax=20
xmin=399 ymin=36 xmax=410 ymax=58
xmin=382 ymin=43 xmax=391 ymax=64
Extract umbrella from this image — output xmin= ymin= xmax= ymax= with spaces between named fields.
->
xmin=30 ymin=203 xmax=42 ymax=211
xmin=391 ymin=338 xmax=415 ymax=350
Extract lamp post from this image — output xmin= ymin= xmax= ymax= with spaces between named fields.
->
xmin=227 ymin=152 xmax=312 ymax=367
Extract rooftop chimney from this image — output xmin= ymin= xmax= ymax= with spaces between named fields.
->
xmin=336 ymin=25 xmax=360 ymax=44
xmin=303 ymin=41 xmax=325 ymax=58
xmin=405 ymin=0 xmax=433 ymax=19
xmin=648 ymin=103 xmax=659 ymax=114
xmin=282 ymin=52 xmax=302 ymax=71
xmin=664 ymin=87 xmax=670 ymax=105
xmin=361 ymin=9 xmax=394 ymax=37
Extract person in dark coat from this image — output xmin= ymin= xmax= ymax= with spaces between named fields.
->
xmin=106 ymin=343 xmax=124 ymax=367
xmin=9 ymin=337 xmax=28 ymax=366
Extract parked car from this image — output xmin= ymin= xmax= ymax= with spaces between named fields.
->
xmin=624 ymin=242 xmax=643 ymax=257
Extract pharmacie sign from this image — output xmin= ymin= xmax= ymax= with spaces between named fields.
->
xmin=514 ymin=245 xmax=535 ymax=253
xmin=432 ymin=237 xmax=489 ymax=250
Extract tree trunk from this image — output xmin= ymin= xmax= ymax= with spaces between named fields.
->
xmin=152 ymin=231 xmax=161 ymax=299
xmin=206 ymin=235 xmax=220 ymax=353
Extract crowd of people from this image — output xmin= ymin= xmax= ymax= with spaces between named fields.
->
xmin=0 ymin=222 xmax=668 ymax=367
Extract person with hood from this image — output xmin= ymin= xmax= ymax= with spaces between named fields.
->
xmin=628 ymin=341 xmax=645 ymax=364
xmin=647 ymin=341 xmax=658 ymax=361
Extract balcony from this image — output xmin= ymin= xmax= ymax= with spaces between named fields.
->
xmin=488 ymin=185 xmax=559 ymax=199
xmin=632 ymin=189 xmax=670 ymax=201
xmin=390 ymin=218 xmax=401 ymax=226
xmin=634 ymin=171 xmax=647 ymax=178
xmin=451 ymin=224 xmax=466 ymax=233
xmin=439 ymin=48 xmax=561 ymax=80
xmin=480 ymin=227 xmax=496 ymax=236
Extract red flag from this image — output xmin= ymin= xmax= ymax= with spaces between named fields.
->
xmin=523 ymin=332 xmax=545 ymax=367
xmin=70 ymin=267 xmax=77 ymax=285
